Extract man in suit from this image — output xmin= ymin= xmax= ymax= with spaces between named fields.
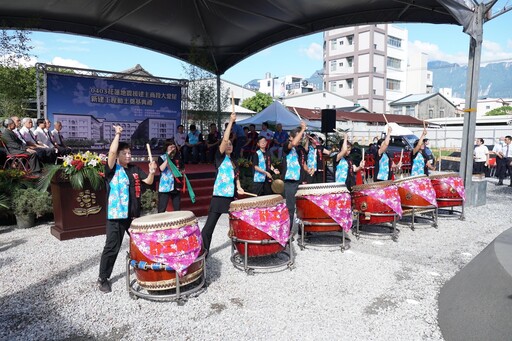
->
xmin=2 ymin=118 xmax=42 ymax=174
xmin=51 ymin=120 xmax=72 ymax=154
xmin=19 ymin=117 xmax=54 ymax=162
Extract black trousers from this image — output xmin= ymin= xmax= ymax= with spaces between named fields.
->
xmin=284 ymin=180 xmax=299 ymax=231
xmin=496 ymin=157 xmax=507 ymax=180
xmin=99 ymin=218 xmax=131 ymax=280
xmin=201 ymin=211 xmax=222 ymax=254
xmin=157 ymin=191 xmax=181 ymax=212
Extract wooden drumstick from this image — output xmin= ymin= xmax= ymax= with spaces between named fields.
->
xmin=146 ymin=143 xmax=153 ymax=162
xmin=231 ymin=91 xmax=235 ymax=113
xmin=382 ymin=113 xmax=389 ymax=124
xmin=244 ymin=192 xmax=257 ymax=197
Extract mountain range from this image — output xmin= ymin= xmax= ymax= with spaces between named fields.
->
xmin=428 ymin=60 xmax=512 ymax=99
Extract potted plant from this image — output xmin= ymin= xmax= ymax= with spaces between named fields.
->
xmin=141 ymin=189 xmax=158 ymax=215
xmin=11 ymin=187 xmax=52 ymax=228
xmin=38 ymin=151 xmax=108 ymax=240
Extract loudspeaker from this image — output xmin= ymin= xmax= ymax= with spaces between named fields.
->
xmin=321 ymin=109 xmax=336 ymax=133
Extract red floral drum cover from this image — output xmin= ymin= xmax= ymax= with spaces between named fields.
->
xmin=295 ymin=183 xmax=352 ymax=232
xmin=129 ymin=211 xmax=202 ymax=277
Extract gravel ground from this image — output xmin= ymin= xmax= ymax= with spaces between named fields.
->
xmin=0 ymin=178 xmax=511 ymax=341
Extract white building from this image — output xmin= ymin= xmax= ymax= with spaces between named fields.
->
xmin=280 ymin=90 xmax=356 ymax=110
xmin=258 ymin=73 xmax=314 ymax=98
xmin=53 ymin=114 xmax=102 ymax=141
xmin=324 ymin=24 xmax=426 ymax=114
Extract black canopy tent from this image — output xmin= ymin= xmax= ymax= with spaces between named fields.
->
xmin=0 ymin=0 xmax=467 ymax=74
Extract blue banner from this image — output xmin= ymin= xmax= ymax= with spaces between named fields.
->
xmin=46 ymin=73 xmax=182 ymax=149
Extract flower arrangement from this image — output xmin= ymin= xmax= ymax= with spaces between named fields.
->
xmin=39 ymin=151 xmax=107 ymax=191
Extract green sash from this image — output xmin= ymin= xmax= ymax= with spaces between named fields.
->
xmin=166 ymin=155 xmax=195 ymax=203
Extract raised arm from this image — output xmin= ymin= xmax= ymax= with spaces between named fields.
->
xmin=220 ymin=112 xmax=236 ymax=154
xmin=336 ymin=132 xmax=349 ymax=162
xmin=287 ymin=121 xmax=307 ymax=149
xmin=108 ymin=125 xmax=122 ymax=169
xmin=378 ymin=126 xmax=392 ymax=156
xmin=413 ymin=128 xmax=427 ymax=155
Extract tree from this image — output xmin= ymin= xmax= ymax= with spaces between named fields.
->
xmin=1 ymin=29 xmax=33 ymax=67
xmin=0 ymin=29 xmax=36 ymax=117
xmin=485 ymin=106 xmax=512 ymax=116
xmin=241 ymin=92 xmax=273 ymax=112
xmin=182 ymin=42 xmax=229 ymax=131
xmin=0 ymin=66 xmax=37 ymax=117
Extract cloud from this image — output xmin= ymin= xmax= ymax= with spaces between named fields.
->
xmin=409 ymin=40 xmax=467 ymax=64
xmin=299 ymin=42 xmax=322 ymax=61
xmin=56 ymin=38 xmax=90 ymax=45
xmin=410 ymin=39 xmax=512 ymax=65
xmin=50 ymin=57 xmax=89 ymax=69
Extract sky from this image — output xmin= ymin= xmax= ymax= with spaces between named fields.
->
xmin=14 ymin=1 xmax=512 ymax=86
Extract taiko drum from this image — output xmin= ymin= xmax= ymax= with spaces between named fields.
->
xmin=129 ymin=211 xmax=204 ymax=291
xmin=429 ymin=173 xmax=464 ymax=207
xmin=295 ymin=183 xmax=350 ymax=232
xmin=229 ymin=194 xmax=287 ymax=257
xmin=393 ymin=175 xmax=434 ymax=208
xmin=351 ymin=181 xmax=399 ymax=225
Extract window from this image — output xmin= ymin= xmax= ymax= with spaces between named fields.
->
xmin=373 ymin=66 xmax=377 ymax=72
xmin=388 ymin=36 xmax=402 ymax=48
xmin=386 ymin=79 xmax=401 ymax=91
xmin=267 ymin=80 xmax=270 ymax=87
xmin=330 ymin=39 xmax=337 ymax=50
xmin=347 ymin=57 xmax=353 ymax=67
xmin=339 ymin=62 xmax=343 ymax=67
xmin=485 ymin=105 xmax=490 ymax=109
xmin=330 ymin=60 xmax=337 ymax=72
xmin=373 ymin=89 xmax=376 ymax=95
xmin=406 ymin=106 xmax=415 ymax=116
xmin=387 ymin=57 xmax=401 ymax=69
xmin=330 ymin=82 xmax=336 ymax=92
xmin=374 ymin=44 xmax=377 ymax=49
xmin=429 ymin=109 xmax=433 ymax=119
xmin=347 ymin=35 xmax=354 ymax=45
xmin=439 ymin=109 xmax=445 ymax=117
xmin=347 ymin=78 xmax=353 ymax=89
xmin=393 ymin=108 xmax=402 ymax=115
xmin=339 ymin=83 xmax=343 ymax=88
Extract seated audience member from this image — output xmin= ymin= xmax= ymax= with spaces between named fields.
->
xmin=269 ymin=123 xmax=289 ymax=159
xmin=183 ymin=124 xmax=204 ymax=163
xmin=51 ymin=120 xmax=72 ymax=154
xmin=19 ymin=117 xmax=55 ymax=163
xmin=2 ymin=118 xmax=42 ymax=174
xmin=206 ymin=123 xmax=221 ymax=163
xmin=258 ymin=121 xmax=274 ymax=144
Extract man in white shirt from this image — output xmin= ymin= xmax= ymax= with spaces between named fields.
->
xmin=20 ymin=117 xmax=55 ymax=162
xmin=493 ymin=137 xmax=505 ymax=185
xmin=473 ymin=138 xmax=489 ymax=177
xmin=497 ymin=135 xmax=512 ymax=186
xmin=34 ymin=118 xmax=51 ymax=147
xmin=258 ymin=121 xmax=274 ymax=141
xmin=51 ymin=120 xmax=72 ymax=154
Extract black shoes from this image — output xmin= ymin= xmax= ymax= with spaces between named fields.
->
xmin=496 ymin=181 xmax=503 ymax=186
xmin=98 ymin=278 xmax=112 ymax=293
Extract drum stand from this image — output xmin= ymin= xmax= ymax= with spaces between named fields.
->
xmin=436 ymin=200 xmax=465 ymax=220
xmin=399 ymin=205 xmax=438 ymax=231
xmin=352 ymin=211 xmax=400 ymax=242
xmin=230 ymin=236 xmax=294 ymax=275
xmin=125 ymin=252 xmax=207 ymax=304
xmin=297 ymin=220 xmax=349 ymax=252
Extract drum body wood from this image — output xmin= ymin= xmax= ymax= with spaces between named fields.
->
xmin=295 ymin=183 xmax=350 ymax=232
xmin=229 ymin=195 xmax=287 ymax=257
xmin=430 ymin=173 xmax=464 ymax=207
xmin=394 ymin=175 xmax=434 ymax=208
xmin=351 ymin=181 xmax=398 ymax=225
xmin=129 ymin=211 xmax=204 ymax=291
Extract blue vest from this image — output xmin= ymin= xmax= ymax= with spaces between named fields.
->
xmin=253 ymin=150 xmax=266 ymax=183
xmin=213 ymin=155 xmax=235 ymax=197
